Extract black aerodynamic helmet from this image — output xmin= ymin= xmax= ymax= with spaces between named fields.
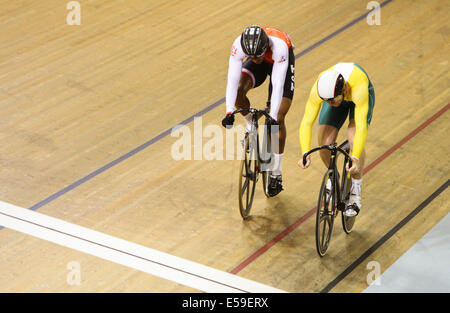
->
xmin=240 ymin=25 xmax=269 ymax=58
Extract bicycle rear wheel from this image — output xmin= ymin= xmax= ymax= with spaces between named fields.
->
xmin=238 ymin=134 xmax=259 ymax=219
xmin=316 ymin=169 xmax=336 ymax=257
xmin=341 ymin=160 xmax=356 ymax=233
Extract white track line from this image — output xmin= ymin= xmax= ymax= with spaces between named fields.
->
xmin=0 ymin=201 xmax=285 ymax=293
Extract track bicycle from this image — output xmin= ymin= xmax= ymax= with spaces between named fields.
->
xmin=302 ymin=140 xmax=356 ymax=256
xmin=227 ymin=102 xmax=278 ymax=219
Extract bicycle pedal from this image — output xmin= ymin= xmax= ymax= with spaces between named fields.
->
xmin=344 ymin=204 xmax=360 ymax=217
xmin=337 ymin=202 xmax=346 ymax=212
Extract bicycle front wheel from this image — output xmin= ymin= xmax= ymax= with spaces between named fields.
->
xmin=238 ymin=134 xmax=259 ymax=219
xmin=316 ymin=170 xmax=335 ymax=257
xmin=260 ymin=118 xmax=272 ymax=198
xmin=341 ymin=164 xmax=356 ymax=234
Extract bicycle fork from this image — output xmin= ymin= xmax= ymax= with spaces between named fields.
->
xmin=328 ymin=153 xmax=346 ymax=216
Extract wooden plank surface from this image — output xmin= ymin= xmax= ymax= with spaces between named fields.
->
xmin=0 ymin=0 xmax=448 ymax=292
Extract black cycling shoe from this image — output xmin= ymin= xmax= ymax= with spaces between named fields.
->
xmin=268 ymin=175 xmax=283 ymax=197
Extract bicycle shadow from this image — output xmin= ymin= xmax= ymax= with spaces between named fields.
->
xmin=239 ymin=196 xmax=306 ymax=244
xmin=240 ymin=214 xmax=275 ymax=236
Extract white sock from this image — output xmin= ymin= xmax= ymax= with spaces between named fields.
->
xmin=351 ymin=178 xmax=362 ymax=195
xmin=272 ymin=153 xmax=283 ymax=176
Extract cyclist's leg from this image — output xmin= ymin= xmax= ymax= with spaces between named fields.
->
xmin=267 ymin=97 xmax=291 ymax=182
xmin=345 ymin=119 xmax=363 ymax=215
xmin=266 ymin=84 xmax=286 ymax=195
xmin=346 ymin=120 xmax=365 ymax=180
xmin=235 ymin=74 xmax=252 ymax=106
xmin=267 ymin=47 xmax=294 ymax=185
xmin=345 ymin=92 xmax=374 ymax=216
xmin=275 ymin=97 xmax=291 ymax=154
xmin=317 ymin=125 xmax=339 ymax=167
xmin=239 ymin=59 xmax=270 ymax=129
xmin=241 ymin=58 xmax=270 ymax=95
xmin=317 ymin=101 xmax=350 ymax=167
xmin=317 ymin=125 xmax=339 ymax=201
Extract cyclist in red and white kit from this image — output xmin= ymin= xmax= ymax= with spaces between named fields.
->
xmin=221 ymin=25 xmax=295 ymax=196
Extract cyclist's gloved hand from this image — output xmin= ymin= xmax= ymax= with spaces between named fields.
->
xmin=222 ymin=112 xmax=234 ymax=128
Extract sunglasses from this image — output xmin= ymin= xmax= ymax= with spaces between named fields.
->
xmin=249 ymin=54 xmax=265 ymax=60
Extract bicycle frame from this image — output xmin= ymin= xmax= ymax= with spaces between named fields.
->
xmin=232 ymin=103 xmax=279 ymax=217
xmin=303 ymin=141 xmax=353 ymax=213
xmin=303 ymin=141 xmax=354 ymax=256
xmin=230 ymin=102 xmax=277 ymax=167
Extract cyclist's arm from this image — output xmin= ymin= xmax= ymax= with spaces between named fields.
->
xmin=225 ymin=37 xmax=245 ymax=114
xmin=268 ymin=38 xmax=289 ymax=120
xmin=351 ymin=79 xmax=370 ymax=159
xmin=299 ymin=79 xmax=322 ymax=154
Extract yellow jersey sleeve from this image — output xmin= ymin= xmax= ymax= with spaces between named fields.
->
xmin=347 ymin=66 xmax=370 ymax=158
xmin=299 ymin=78 xmax=323 ymax=155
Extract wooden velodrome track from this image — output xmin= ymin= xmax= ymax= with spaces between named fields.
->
xmin=0 ymin=0 xmax=448 ymax=293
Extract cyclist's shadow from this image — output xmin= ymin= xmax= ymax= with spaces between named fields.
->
xmin=239 ymin=197 xmax=295 ymax=240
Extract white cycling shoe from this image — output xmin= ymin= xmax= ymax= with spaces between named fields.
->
xmin=345 ymin=186 xmax=361 ymax=217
